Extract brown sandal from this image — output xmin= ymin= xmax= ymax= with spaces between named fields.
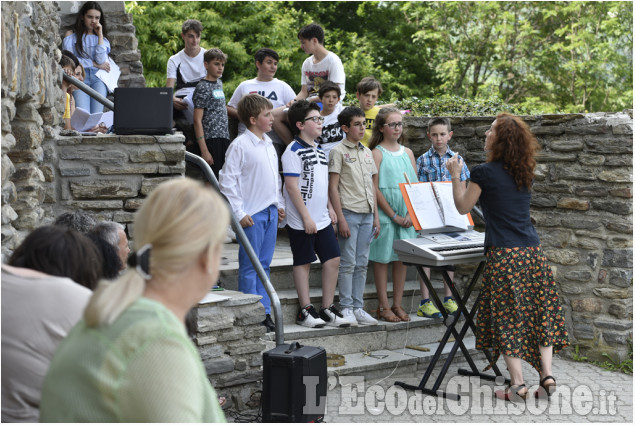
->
xmin=391 ymin=306 xmax=411 ymax=322
xmin=376 ymin=307 xmax=401 ymax=322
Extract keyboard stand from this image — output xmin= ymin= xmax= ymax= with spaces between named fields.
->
xmin=394 ymin=261 xmax=510 ymax=400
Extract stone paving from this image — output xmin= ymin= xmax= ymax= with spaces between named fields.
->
xmin=323 ymin=355 xmax=633 ymax=423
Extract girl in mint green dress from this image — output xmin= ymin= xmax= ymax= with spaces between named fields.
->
xmin=369 ymin=108 xmax=418 ymax=323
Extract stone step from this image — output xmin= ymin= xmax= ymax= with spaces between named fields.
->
xmin=274 ymin=280 xmax=447 ymax=325
xmin=261 ymin=313 xmax=474 ymax=356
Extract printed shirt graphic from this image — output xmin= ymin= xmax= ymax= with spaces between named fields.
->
xmin=361 ymin=106 xmax=380 ymax=147
xmin=192 ymin=79 xmax=230 ymax=140
xmin=300 ymin=52 xmax=346 ymax=100
xmin=282 ymin=137 xmax=331 ymax=231
xmin=227 ymin=78 xmax=296 ymax=135
xmin=315 ymin=103 xmax=344 ymax=159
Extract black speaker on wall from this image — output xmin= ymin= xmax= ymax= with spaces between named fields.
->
xmin=262 ymin=342 xmax=327 ymax=422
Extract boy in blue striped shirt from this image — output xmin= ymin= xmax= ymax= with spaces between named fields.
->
xmin=415 ymin=117 xmax=470 ymax=318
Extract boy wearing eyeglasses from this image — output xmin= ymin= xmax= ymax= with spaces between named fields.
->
xmin=415 ymin=117 xmax=470 ymax=318
xmin=282 ymin=100 xmax=353 ymax=329
xmin=327 ymin=107 xmax=380 ymax=326
xmin=315 ymin=81 xmax=344 ymax=160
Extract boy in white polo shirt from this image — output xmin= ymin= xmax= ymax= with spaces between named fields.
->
xmin=328 ymin=106 xmax=380 ymax=326
xmin=219 ymin=94 xmax=286 ymax=332
xmin=282 ymin=100 xmax=352 ymax=328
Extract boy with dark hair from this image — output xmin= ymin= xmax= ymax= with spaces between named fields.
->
xmin=282 ymin=100 xmax=352 ymax=328
xmin=315 ymin=81 xmax=344 ymax=159
xmin=220 ymin=94 xmax=286 ymax=332
xmin=328 ymin=106 xmax=380 ymax=326
xmin=227 ymin=48 xmax=296 ymax=160
xmin=192 ymin=48 xmax=230 ymax=178
xmin=415 ymin=117 xmax=471 ymax=318
xmin=167 ymin=19 xmax=206 ymax=126
xmin=356 ymin=76 xmax=394 ymax=147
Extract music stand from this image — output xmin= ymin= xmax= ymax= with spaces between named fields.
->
xmin=394 ymin=261 xmax=510 ymax=400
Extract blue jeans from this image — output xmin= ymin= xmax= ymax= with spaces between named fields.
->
xmin=337 ymin=209 xmax=374 ymax=309
xmin=72 ymin=68 xmax=108 ymax=113
xmin=238 ymin=205 xmax=278 ymax=314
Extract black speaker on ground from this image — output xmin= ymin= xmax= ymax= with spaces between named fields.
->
xmin=262 ymin=342 xmax=327 ymax=423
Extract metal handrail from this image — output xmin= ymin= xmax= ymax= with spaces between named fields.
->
xmin=185 ymin=152 xmax=285 ymax=346
xmin=62 ymin=73 xmax=114 ymax=110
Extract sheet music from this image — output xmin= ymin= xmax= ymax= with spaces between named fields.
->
xmin=96 ymin=58 xmax=121 ymax=93
xmin=433 ymin=183 xmax=468 ymax=230
xmin=71 ymin=108 xmax=113 ymax=132
xmin=404 ymin=183 xmax=444 ymax=229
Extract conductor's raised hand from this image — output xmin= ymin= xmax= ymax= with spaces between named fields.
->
xmin=446 ymin=154 xmax=463 ymax=178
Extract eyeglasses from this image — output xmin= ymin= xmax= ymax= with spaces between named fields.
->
xmin=384 ymin=122 xmax=403 ymax=129
xmin=349 ymin=121 xmax=366 ymax=129
xmin=303 ymin=116 xmax=325 ymax=124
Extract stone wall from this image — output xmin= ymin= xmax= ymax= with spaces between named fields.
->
xmin=403 ymin=113 xmax=633 ymax=361
xmin=58 ymin=1 xmax=145 ymax=89
xmin=1 ymin=1 xmax=64 ymax=261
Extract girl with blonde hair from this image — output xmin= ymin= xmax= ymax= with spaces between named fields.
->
xmin=40 ymin=178 xmax=229 ymax=422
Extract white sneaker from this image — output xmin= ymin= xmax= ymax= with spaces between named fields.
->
xmin=354 ymin=308 xmax=379 ymax=325
xmin=341 ymin=308 xmax=359 ymax=327
xmin=319 ymin=304 xmax=353 ymax=328
xmin=296 ymin=304 xmax=326 ymax=328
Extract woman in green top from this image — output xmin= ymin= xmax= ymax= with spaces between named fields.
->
xmin=40 ymin=178 xmax=229 ymax=422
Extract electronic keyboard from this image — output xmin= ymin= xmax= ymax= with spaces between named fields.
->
xmin=393 ymin=230 xmax=486 ymax=267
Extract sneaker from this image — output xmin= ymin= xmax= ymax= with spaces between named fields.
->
xmin=319 ymin=304 xmax=353 ymax=328
xmin=443 ymin=298 xmax=459 ymax=315
xmin=341 ymin=308 xmax=359 ymax=327
xmin=261 ymin=314 xmax=275 ymax=332
xmin=417 ymin=301 xmax=443 ymax=318
xmin=296 ymin=304 xmax=326 ymax=328
xmin=354 ymin=308 xmax=379 ymax=325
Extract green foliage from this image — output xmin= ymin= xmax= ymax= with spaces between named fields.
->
xmin=126 ymin=1 xmax=633 ymax=114
xmin=393 ymin=95 xmax=534 ymax=117
xmin=572 ymin=343 xmax=633 ymax=375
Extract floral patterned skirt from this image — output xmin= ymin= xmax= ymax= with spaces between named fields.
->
xmin=476 ymin=246 xmax=569 ymax=372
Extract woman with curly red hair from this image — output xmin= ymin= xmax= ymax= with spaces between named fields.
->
xmin=446 ymin=113 xmax=569 ymax=402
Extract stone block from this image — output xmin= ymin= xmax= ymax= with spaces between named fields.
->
xmin=156 ymin=134 xmax=186 ymax=144
xmin=592 ymin=287 xmax=631 ymax=300
xmin=8 ymin=147 xmax=44 ymax=163
xmin=601 ymin=249 xmax=633 ymax=267
xmin=570 ymin=298 xmax=602 ymax=313
xmin=531 ymin=126 xmax=565 ymax=136
xmin=140 ymin=177 xmax=173 ymax=195
xmin=129 ymin=146 xmax=183 ymax=163
xmin=571 ymin=321 xmax=596 ymax=340
xmin=112 ymin=211 xmax=136 ymax=223
xmin=118 ymin=135 xmax=156 ymax=144
xmin=250 ymin=354 xmax=263 ymax=367
xmin=556 ymin=198 xmax=589 ymax=211
xmin=15 ymin=102 xmax=43 ymax=124
xmin=602 ymin=331 xmax=629 ymax=346
xmin=234 ymin=306 xmax=267 ymax=327
xmin=1 ymin=182 xmax=17 ymax=204
xmin=608 ymin=187 xmax=632 ymax=198
xmin=198 ymin=344 xmax=223 ymax=359
xmin=534 ymin=152 xmax=577 ymax=162
xmin=574 ymin=186 xmax=608 ymax=197
xmin=608 ymin=301 xmax=632 ymax=320
xmin=204 ymin=357 xmax=235 ymax=375
xmin=532 ymin=183 xmax=571 ymax=194
xmin=530 ymin=194 xmax=557 ymax=208
xmin=559 ymin=282 xmax=585 ymax=295
xmin=12 ymin=121 xmax=44 ymax=149
xmin=12 ymin=164 xmax=44 ymax=183
xmin=214 ymin=369 xmax=263 ymax=387
xmin=571 ymin=237 xmax=602 ymax=250
xmin=235 ymin=359 xmax=248 ymax=372
xmin=70 ymin=180 xmax=140 ymax=199
xmin=158 ymin=163 xmax=186 ymax=174
xmin=124 ymin=198 xmax=144 ymax=209
xmin=606 ymin=222 xmax=632 ymax=233
xmin=543 ymin=249 xmax=580 ymax=265
xmin=611 ymin=123 xmax=633 ymax=135
xmin=59 ymin=147 xmax=127 ymax=165
xmin=99 ymin=164 xmax=158 ymax=175
xmin=60 ymin=167 xmax=91 ymax=176
xmin=538 ymin=229 xmax=572 ymax=248
xmin=578 ymin=153 xmax=605 ymax=166
xmin=226 ymin=341 xmax=266 ymax=356
xmin=216 ymin=328 xmax=246 ymax=343
xmin=586 ymin=252 xmax=600 ymax=269
xmin=564 ymin=270 xmax=593 ymax=282
xmin=608 ymin=269 xmax=632 ymax=288
xmin=604 ymin=155 xmax=632 ymax=166
xmin=77 ymin=135 xmax=118 ymax=145
xmin=549 ymin=139 xmax=584 ymax=151
xmin=67 ymin=200 xmax=124 ymax=210
xmin=591 ymin=199 xmax=632 ymax=215
xmin=452 ymin=127 xmax=475 ymax=137
xmin=607 ymin=236 xmax=632 ymax=249
xmin=584 ymin=136 xmax=633 ymax=154
xmin=541 ymin=114 xmax=585 ymax=123
xmin=594 ymin=319 xmax=632 ymax=331
xmin=1 ymin=204 xmax=18 ymax=225
xmin=597 ymin=170 xmax=632 ymax=183
xmin=55 ymin=136 xmax=84 ymax=145
xmin=197 ymin=308 xmax=234 ymax=333
xmin=552 ymin=164 xmax=597 ymax=181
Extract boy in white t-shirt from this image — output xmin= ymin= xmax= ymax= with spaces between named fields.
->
xmin=166 ymin=19 xmax=207 ymax=126
xmin=227 ymin=48 xmax=296 ymax=160
xmin=272 ymin=23 xmax=346 ymax=146
xmin=314 ymin=81 xmax=344 ymax=160
xmin=219 ymin=94 xmax=286 ymax=333
xmin=282 ymin=100 xmax=352 ymax=329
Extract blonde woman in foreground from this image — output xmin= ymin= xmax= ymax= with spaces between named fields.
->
xmin=40 ymin=178 xmax=229 ymax=422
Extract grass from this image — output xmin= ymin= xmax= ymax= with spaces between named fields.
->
xmin=572 ymin=343 xmax=633 ymax=375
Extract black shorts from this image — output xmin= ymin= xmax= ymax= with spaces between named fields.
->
xmin=186 ymin=137 xmax=231 ymax=179
xmin=286 ymin=225 xmax=340 ymax=266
